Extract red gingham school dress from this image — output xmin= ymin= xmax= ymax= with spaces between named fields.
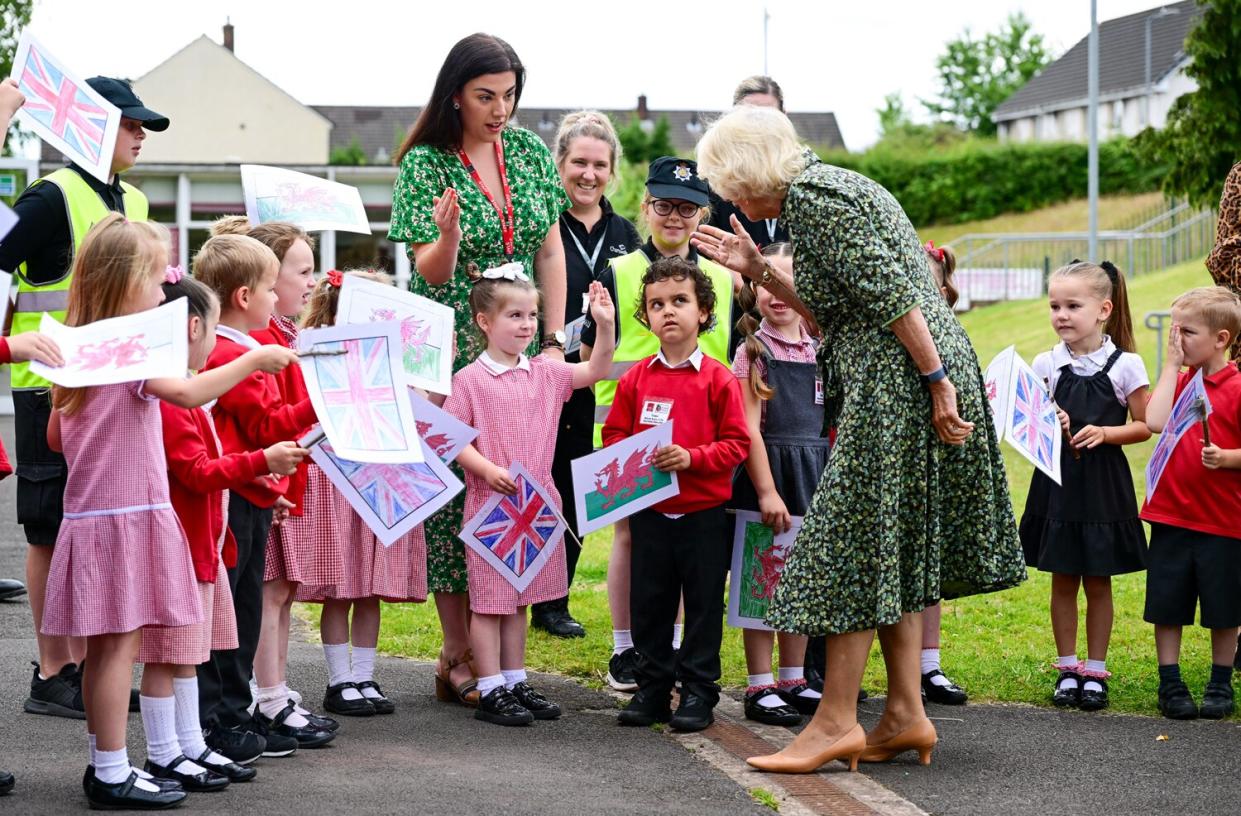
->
xmin=443 ymin=354 xmax=574 ymax=615
xmin=297 ymin=511 xmax=428 ymax=604
xmin=264 ymin=463 xmax=346 ymax=586
xmin=42 ymin=383 xmax=202 ymax=637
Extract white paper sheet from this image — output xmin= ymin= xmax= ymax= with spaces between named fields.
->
xmin=30 ymin=297 xmax=187 ymax=387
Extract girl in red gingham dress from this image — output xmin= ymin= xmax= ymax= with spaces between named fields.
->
xmin=43 ymin=214 xmax=298 ymax=810
xmin=294 ymin=270 xmax=430 ymax=717
xmin=444 ymin=263 xmax=616 ymax=726
xmin=136 ymin=273 xmax=308 ymax=790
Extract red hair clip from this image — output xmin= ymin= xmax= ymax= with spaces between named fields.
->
xmin=325 ymin=269 xmax=343 ymax=288
xmin=924 ymin=241 xmax=945 ymax=263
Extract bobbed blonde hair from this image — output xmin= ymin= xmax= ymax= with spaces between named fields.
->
xmin=695 ymin=106 xmax=809 ymax=203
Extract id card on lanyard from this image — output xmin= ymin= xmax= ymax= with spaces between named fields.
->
xmin=457 ymin=141 xmax=515 ymax=259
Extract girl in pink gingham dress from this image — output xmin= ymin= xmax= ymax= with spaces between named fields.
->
xmin=445 ymin=263 xmax=615 ymax=726
xmin=43 ymin=214 xmax=298 ymax=807
xmin=293 ymin=270 xmax=430 ymax=718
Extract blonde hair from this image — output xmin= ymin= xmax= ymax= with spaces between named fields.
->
xmin=1050 ymin=260 xmax=1137 ymax=353
xmin=209 ymin=215 xmax=251 ymax=237
xmin=193 ymin=234 xmax=278 ymax=308
xmin=554 ymin=110 xmax=623 ymax=177
xmin=301 ymin=269 xmax=390 ymax=329
xmin=1172 ymin=286 xmax=1241 ymax=348
xmin=695 ymin=106 xmax=809 ymax=202
xmin=734 ymin=242 xmax=794 ymax=401
xmin=53 ymin=214 xmax=170 ymax=415
xmin=210 ymin=216 xmax=317 ymax=262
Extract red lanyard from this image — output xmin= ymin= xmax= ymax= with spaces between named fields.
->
xmin=457 ymin=141 xmax=515 ymax=259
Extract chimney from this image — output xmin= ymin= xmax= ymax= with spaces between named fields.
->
xmin=637 ymin=94 xmax=649 ymax=120
xmin=223 ymin=18 xmax=234 ymax=52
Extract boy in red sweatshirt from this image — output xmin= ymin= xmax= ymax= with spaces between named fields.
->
xmin=192 ymin=235 xmax=321 ymax=761
xmin=604 ymin=257 xmax=749 ymax=732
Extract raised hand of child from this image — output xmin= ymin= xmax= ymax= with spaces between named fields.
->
xmin=432 ymin=188 xmax=461 ymax=237
xmin=485 ymin=463 xmax=518 ymax=495
xmin=1056 ymin=407 xmax=1071 ymax=435
xmin=1165 ymin=323 xmax=1185 ymax=371
xmin=271 ymin=496 xmax=295 ymax=526
xmin=759 ymin=491 xmax=792 ymax=533
xmin=6 ymin=332 xmax=64 ymax=368
xmin=587 ymin=281 xmax=615 ymax=329
xmin=248 ymin=346 xmax=299 ymax=373
xmin=264 ymin=441 xmax=309 ymax=476
xmin=1202 ymin=443 xmax=1226 ymax=470
xmin=1071 ymin=424 xmax=1107 ymax=449
xmin=652 ymin=444 xmax=691 ymax=472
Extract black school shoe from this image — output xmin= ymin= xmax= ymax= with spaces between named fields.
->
xmin=778 ymin=682 xmax=821 ymax=716
xmin=254 ymin=703 xmax=335 ymax=748
xmin=204 ymin=723 xmax=267 ymax=765
xmin=0 ymin=578 xmax=26 ymax=601
xmin=323 ymin=682 xmax=375 ymax=717
xmin=474 ymin=686 xmax=534 ymax=726
xmin=508 ymin=681 xmax=561 ymax=720
xmin=1052 ymin=669 xmax=1082 ymax=708
xmin=606 ymin=648 xmax=640 ymax=693
xmin=531 ymin=601 xmax=586 ymax=639
xmin=1200 ymin=682 xmax=1235 ymax=719
xmin=744 ymin=687 xmax=802 ymax=726
xmin=617 ymin=688 xmax=672 ymax=727
xmin=356 ymin=680 xmax=396 ymax=715
xmin=0 ymin=768 xmax=12 ymax=795
xmin=144 ymin=755 xmax=230 ymax=792
xmin=922 ymin=670 xmax=969 ymax=706
xmin=669 ymin=693 xmax=715 ymax=733
xmin=1079 ymin=678 xmax=1109 ymax=712
xmin=24 ymin=661 xmax=86 ymax=719
xmin=83 ymin=766 xmax=182 ymax=796
xmin=192 ymin=749 xmax=256 ymax=783
xmin=1157 ymin=681 xmax=1199 ymax=720
xmin=85 ymin=769 xmax=186 ymax=810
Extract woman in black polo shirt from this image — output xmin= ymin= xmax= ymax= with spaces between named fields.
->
xmin=531 ymin=111 xmax=640 ymax=639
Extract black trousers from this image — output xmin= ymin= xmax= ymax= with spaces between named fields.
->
xmin=629 ymin=505 xmax=730 ymax=705
xmin=535 ymin=388 xmax=592 ymax=615
xmin=198 ymin=493 xmax=272 ymax=728
xmin=12 ymin=390 xmax=65 ymax=546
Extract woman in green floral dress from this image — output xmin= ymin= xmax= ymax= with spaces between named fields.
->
xmin=695 ymin=106 xmax=1025 ymax=773
xmin=388 ymin=33 xmax=569 ymax=706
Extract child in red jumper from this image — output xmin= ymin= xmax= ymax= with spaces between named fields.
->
xmin=192 ymin=234 xmax=327 ymax=760
xmin=605 ymin=256 xmax=749 ymax=733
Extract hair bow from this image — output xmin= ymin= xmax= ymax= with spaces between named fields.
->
xmin=326 ymin=269 xmax=344 ymax=287
xmin=924 ymin=241 xmax=945 ymax=263
xmin=480 ymin=262 xmax=529 ymax=282
xmin=164 ymin=265 xmax=184 ymax=284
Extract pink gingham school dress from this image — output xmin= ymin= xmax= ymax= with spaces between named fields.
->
xmin=298 ymin=512 xmax=428 ymax=604
xmin=265 ymin=463 xmax=347 ymax=587
xmin=443 ymin=353 xmax=574 ymax=615
xmin=42 ymin=383 xmax=203 ymax=637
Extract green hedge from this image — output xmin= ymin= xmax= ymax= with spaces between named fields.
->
xmin=821 ymin=138 xmax=1164 ymax=227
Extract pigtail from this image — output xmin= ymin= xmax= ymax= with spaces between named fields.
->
xmin=1101 ymin=261 xmax=1136 ymax=353
xmin=734 ymin=280 xmax=774 ymax=400
xmin=925 ymin=241 xmax=958 ymax=308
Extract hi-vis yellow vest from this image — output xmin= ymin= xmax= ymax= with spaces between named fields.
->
xmin=10 ymin=168 xmax=148 ymax=390
xmin=592 ymin=249 xmax=733 ymax=447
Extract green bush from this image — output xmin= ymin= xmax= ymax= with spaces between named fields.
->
xmin=819 ymin=138 xmax=1160 ymax=227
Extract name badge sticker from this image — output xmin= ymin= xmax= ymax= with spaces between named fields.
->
xmin=565 ymin=315 xmax=586 ymax=355
xmin=640 ymin=398 xmax=673 ymax=426
xmin=815 ymin=378 xmax=824 ymax=405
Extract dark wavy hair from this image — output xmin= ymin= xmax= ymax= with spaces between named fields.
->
xmin=396 ymin=33 xmax=525 ymax=160
xmin=634 ymin=256 xmax=717 ymax=335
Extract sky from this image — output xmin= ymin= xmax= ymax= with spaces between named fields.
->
xmin=27 ymin=0 xmax=1171 ymax=151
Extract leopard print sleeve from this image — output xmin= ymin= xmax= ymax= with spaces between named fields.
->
xmin=1206 ymin=163 xmax=1241 ymax=358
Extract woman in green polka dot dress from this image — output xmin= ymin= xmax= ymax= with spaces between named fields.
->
xmin=388 ymin=33 xmax=569 ymax=707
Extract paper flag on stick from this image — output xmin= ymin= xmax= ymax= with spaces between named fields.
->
xmin=1146 ymin=369 xmax=1211 ymax=501
xmin=983 ymin=346 xmax=1062 ymax=485
xmin=570 ymin=423 xmax=680 ymax=535
xmin=459 ymin=462 xmax=565 ymax=593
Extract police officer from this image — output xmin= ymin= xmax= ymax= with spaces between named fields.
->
xmin=0 ymin=77 xmax=168 ymax=719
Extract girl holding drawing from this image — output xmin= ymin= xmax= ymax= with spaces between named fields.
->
xmin=444 ymin=266 xmax=615 ymax=726
xmin=388 ymin=33 xmax=571 ymax=710
xmin=1020 ymin=260 xmax=1150 ymax=712
xmin=728 ymin=243 xmax=822 ymax=726
xmin=295 ymin=269 xmax=429 ymax=717
xmin=42 ymin=214 xmax=299 ymax=809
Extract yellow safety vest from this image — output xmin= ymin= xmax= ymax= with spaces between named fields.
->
xmin=592 ymin=249 xmax=733 ymax=447
xmin=10 ymin=167 xmax=149 ymax=389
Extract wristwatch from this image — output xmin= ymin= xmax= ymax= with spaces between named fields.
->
xmin=541 ymin=330 xmax=566 ymax=351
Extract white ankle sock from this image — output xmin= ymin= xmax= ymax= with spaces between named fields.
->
xmin=777 ymin=667 xmax=804 ymax=683
xmin=672 ymin=624 xmax=683 ymax=650
xmin=353 ymin=646 xmax=377 ymax=684
xmin=323 ymin=642 xmax=353 ymax=687
xmin=1083 ymin=659 xmax=1107 ymax=692
xmin=612 ymin=630 xmax=633 ymax=655
xmin=920 ymin=648 xmax=941 ymax=675
xmin=747 ymin=672 xmax=775 ymax=688
xmin=88 ymin=733 xmax=97 ymax=767
xmin=477 ymin=673 xmax=504 ymax=696
xmin=1057 ymin=654 xmax=1080 ymax=690
xmin=172 ymin=677 xmax=210 ymax=760
xmin=258 ymin=685 xmax=308 ymax=726
xmin=94 ymin=747 xmax=133 ymax=786
xmin=502 ymin=669 xmax=527 ymax=689
xmin=140 ymin=695 xmax=181 ymax=768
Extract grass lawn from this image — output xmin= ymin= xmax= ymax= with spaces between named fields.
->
xmin=917 ymin=192 xmax=1166 ymax=246
xmin=300 ymin=255 xmax=1237 ymax=718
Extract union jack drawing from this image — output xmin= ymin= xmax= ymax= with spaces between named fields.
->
xmin=1010 ymin=368 xmax=1057 ymax=469
xmin=469 ymin=471 xmax=561 ymax=583
xmin=316 ymin=337 xmax=404 ymax=451
xmin=1146 ymin=370 xmax=1211 ymax=500
xmin=323 ymin=442 xmax=447 ymax=528
xmin=18 ymin=43 xmax=109 ymax=165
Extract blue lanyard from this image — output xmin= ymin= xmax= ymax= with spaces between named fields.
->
xmin=566 ymin=225 xmax=605 ymax=277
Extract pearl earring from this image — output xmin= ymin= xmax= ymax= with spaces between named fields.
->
xmin=453 ymin=101 xmax=460 ymax=110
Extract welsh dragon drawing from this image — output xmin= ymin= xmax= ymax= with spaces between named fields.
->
xmin=748 ymin=538 xmax=787 ymax=602
xmin=593 ymin=445 xmax=657 ymax=510
xmin=73 ymin=335 xmax=149 ymax=371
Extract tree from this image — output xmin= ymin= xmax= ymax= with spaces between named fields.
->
xmin=877 ymin=92 xmax=912 ymax=138
xmin=616 ymin=115 xmax=674 ymax=164
xmin=1135 ymin=0 xmax=1241 ymax=209
xmin=0 ymin=0 xmax=31 ymax=156
xmin=329 ymin=136 xmax=368 ymax=166
xmin=924 ymin=13 xmax=1052 ymax=137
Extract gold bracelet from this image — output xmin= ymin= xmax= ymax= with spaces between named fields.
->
xmin=759 ymin=261 xmax=773 ymax=285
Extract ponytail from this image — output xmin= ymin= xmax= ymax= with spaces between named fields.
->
xmin=1101 ymin=261 xmax=1136 ymax=353
xmin=734 ymin=280 xmax=774 ymax=400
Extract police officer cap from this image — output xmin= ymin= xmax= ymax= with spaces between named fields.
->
xmin=646 ymin=156 xmax=709 ymax=206
xmin=86 ymin=77 xmax=170 ymax=132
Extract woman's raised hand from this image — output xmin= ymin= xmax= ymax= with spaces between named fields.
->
xmin=692 ymin=215 xmax=764 ymax=281
xmin=432 ymin=187 xmax=461 ymax=237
